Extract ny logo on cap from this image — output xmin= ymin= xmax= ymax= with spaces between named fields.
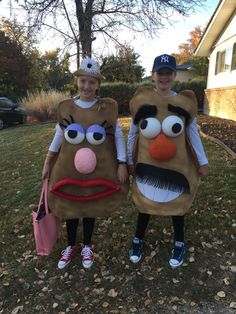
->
xmin=161 ymin=55 xmax=169 ymax=63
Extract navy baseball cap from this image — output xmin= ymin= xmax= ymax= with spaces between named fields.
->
xmin=152 ymin=54 xmax=176 ymax=72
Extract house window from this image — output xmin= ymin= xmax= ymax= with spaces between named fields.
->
xmin=225 ymin=47 xmax=232 ymax=71
xmin=215 ymin=45 xmax=235 ymax=74
xmin=215 ymin=51 xmax=225 ymax=74
xmin=231 ymin=43 xmax=236 ymax=71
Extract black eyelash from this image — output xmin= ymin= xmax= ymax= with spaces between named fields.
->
xmin=100 ymin=120 xmax=114 ymax=136
xmin=101 ymin=120 xmax=113 ymax=131
xmin=59 ymin=115 xmax=74 ymax=128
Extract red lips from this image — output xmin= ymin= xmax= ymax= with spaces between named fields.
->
xmin=50 ymin=178 xmax=120 ymax=201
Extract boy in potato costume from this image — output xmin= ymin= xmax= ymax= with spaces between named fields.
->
xmin=127 ymin=54 xmax=208 ymax=268
xmin=130 ymin=87 xmax=199 ymax=216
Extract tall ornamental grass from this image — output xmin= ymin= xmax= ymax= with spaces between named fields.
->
xmin=21 ymin=90 xmax=70 ymax=122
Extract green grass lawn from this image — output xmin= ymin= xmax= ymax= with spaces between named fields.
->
xmin=0 ymin=121 xmax=235 ymax=314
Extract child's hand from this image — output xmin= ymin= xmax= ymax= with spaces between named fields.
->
xmin=117 ymin=164 xmax=128 ymax=184
xmin=198 ymin=164 xmax=208 ymax=176
xmin=127 ymin=164 xmax=134 ymax=175
xmin=42 ymin=151 xmax=58 ymax=180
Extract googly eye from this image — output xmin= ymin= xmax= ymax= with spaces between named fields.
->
xmin=64 ymin=123 xmax=85 ymax=144
xmin=162 ymin=115 xmax=184 ymax=137
xmin=86 ymin=124 xmax=106 ymax=145
xmin=140 ymin=117 xmax=161 ymax=139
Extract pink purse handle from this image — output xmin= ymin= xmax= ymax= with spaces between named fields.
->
xmin=36 ymin=179 xmax=49 ymax=215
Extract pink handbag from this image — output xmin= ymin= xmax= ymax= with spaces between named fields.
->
xmin=32 ymin=179 xmax=59 ymax=256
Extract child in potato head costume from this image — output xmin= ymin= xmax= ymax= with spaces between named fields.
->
xmin=42 ymin=56 xmax=128 ymax=269
xmin=127 ymin=54 xmax=208 ymax=268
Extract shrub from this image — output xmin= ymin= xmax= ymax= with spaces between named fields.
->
xmin=100 ymin=81 xmax=155 ymax=115
xmin=20 ymin=79 xmax=206 ymax=122
xmin=21 ymin=90 xmax=70 ymax=122
xmin=99 ymin=82 xmax=135 ymax=115
xmin=99 ymin=79 xmax=206 ymax=115
xmin=173 ymin=79 xmax=206 ymax=112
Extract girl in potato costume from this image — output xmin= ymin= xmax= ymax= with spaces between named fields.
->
xmin=42 ymin=57 xmax=128 ymax=269
xmin=127 ymin=54 xmax=208 ymax=268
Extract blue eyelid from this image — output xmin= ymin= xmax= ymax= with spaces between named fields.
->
xmin=65 ymin=123 xmax=85 ymax=135
xmin=86 ymin=124 xmax=106 ymax=136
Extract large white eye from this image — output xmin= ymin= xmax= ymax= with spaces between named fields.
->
xmin=64 ymin=123 xmax=85 ymax=144
xmin=140 ymin=117 xmax=161 ymax=139
xmin=86 ymin=124 xmax=106 ymax=145
xmin=162 ymin=115 xmax=184 ymax=137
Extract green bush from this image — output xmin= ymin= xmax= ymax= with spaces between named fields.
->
xmin=173 ymin=79 xmax=206 ymax=112
xmin=99 ymin=82 xmax=135 ymax=115
xmin=100 ymin=81 xmax=155 ymax=115
xmin=20 ymin=79 xmax=206 ymax=122
xmin=100 ymin=79 xmax=206 ymax=115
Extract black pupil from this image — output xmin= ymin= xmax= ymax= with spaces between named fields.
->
xmin=172 ymin=123 xmax=181 ymax=133
xmin=87 ymin=63 xmax=92 ymax=68
xmin=68 ymin=130 xmax=77 ymax=138
xmin=141 ymin=120 xmax=148 ymax=129
xmin=94 ymin=132 xmax=103 ymax=140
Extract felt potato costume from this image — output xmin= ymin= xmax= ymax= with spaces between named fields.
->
xmin=130 ymin=87 xmax=199 ymax=216
xmin=48 ymin=97 xmax=129 ymax=219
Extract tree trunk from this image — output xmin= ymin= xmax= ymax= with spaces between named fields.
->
xmin=75 ymin=0 xmax=93 ymax=58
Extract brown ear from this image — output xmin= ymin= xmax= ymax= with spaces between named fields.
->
xmin=179 ymin=90 xmax=198 ymax=118
xmin=129 ymin=86 xmax=153 ymax=117
xmin=179 ymin=90 xmax=196 ymax=101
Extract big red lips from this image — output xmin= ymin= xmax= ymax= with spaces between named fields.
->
xmin=51 ymin=178 xmax=120 ymax=201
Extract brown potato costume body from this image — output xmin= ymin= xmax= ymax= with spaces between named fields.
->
xmin=48 ymin=98 xmax=128 ymax=219
xmin=130 ymin=87 xmax=199 ymax=216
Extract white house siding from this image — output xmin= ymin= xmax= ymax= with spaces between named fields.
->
xmin=203 ymin=12 xmax=236 ymax=121
xmin=207 ymin=13 xmax=236 ymax=89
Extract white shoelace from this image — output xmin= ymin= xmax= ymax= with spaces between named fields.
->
xmin=61 ymin=246 xmax=72 ymax=259
xmin=81 ymin=246 xmax=93 ymax=259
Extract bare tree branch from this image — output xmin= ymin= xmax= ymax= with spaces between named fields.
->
xmin=6 ymin=0 xmax=207 ymax=63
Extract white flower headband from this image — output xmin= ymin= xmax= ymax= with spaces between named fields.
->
xmin=80 ymin=57 xmax=100 ymax=75
xmin=74 ymin=56 xmax=102 ymax=80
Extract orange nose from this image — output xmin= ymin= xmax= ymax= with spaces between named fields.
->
xmin=148 ymin=133 xmax=176 ymax=161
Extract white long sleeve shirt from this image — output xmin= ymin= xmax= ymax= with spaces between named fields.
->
xmin=49 ymin=99 xmax=127 ymax=162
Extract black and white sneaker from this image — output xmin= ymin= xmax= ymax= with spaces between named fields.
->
xmin=129 ymin=237 xmax=143 ymax=263
xmin=169 ymin=241 xmax=186 ymax=269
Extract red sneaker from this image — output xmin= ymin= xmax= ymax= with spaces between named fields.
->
xmin=57 ymin=245 xmax=78 ymax=269
xmin=81 ymin=244 xmax=94 ymax=269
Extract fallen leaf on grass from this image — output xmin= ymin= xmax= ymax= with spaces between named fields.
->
xmin=102 ymin=302 xmax=109 ymax=308
xmin=94 ymin=277 xmax=101 ymax=283
xmin=11 ymin=306 xmax=23 ymax=314
xmin=69 ymin=303 xmax=78 ymax=309
xmin=216 ymin=291 xmax=226 ymax=298
xmin=144 ymin=298 xmax=152 ymax=306
xmin=172 ymin=278 xmax=179 ymax=284
xmin=223 ymin=277 xmax=230 ymax=285
xmin=3 ymin=282 xmax=10 ymax=286
xmin=230 ymin=265 xmax=236 ymax=273
xmin=189 ymin=256 xmax=195 ymax=263
xmin=229 ymin=302 xmax=236 ymax=309
xmin=108 ymin=289 xmax=118 ymax=297
xmin=93 ymin=288 xmax=104 ymax=295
